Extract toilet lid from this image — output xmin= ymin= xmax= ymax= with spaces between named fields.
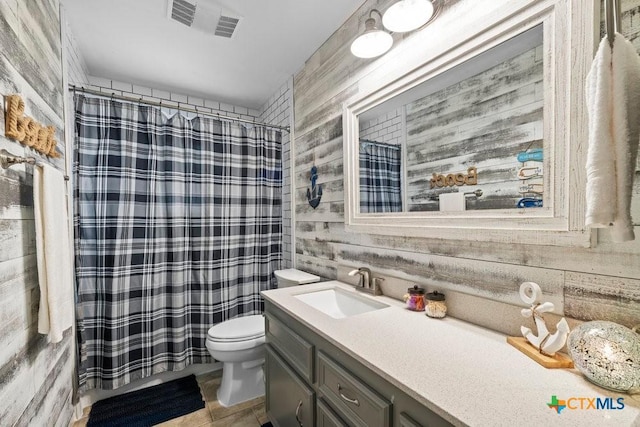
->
xmin=207 ymin=315 xmax=265 ymax=342
xmin=274 ymin=268 xmax=320 ymax=284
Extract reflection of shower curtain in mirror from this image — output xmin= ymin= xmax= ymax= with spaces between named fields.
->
xmin=359 ymin=141 xmax=402 ymax=213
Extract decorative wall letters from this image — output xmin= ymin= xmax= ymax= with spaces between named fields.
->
xmin=4 ymin=95 xmax=60 ymax=157
xmin=430 ymin=166 xmax=477 ymax=189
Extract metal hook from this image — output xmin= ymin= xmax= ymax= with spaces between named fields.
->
xmin=605 ymin=0 xmax=622 ymax=47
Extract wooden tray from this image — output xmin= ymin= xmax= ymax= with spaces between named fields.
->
xmin=507 ymin=336 xmax=574 ymax=369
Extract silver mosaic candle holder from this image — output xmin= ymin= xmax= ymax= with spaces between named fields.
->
xmin=567 ymin=321 xmax=640 ymax=394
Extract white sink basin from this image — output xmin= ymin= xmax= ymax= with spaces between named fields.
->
xmin=294 ymin=287 xmax=388 ymax=319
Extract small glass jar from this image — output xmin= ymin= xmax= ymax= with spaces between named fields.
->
xmin=403 ymin=285 xmax=425 ymax=312
xmin=425 ymin=291 xmax=447 ymax=318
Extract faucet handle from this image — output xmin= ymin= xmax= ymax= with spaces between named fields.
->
xmin=371 ymin=277 xmax=385 ymax=295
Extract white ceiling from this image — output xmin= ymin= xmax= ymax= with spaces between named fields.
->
xmin=63 ymin=0 xmax=365 ymax=109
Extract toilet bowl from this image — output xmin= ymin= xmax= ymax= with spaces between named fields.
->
xmin=206 ymin=268 xmax=320 ymax=407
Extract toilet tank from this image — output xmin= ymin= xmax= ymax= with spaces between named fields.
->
xmin=274 ymin=269 xmax=320 ymax=288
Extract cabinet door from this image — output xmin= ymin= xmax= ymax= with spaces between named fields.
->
xmin=266 ymin=345 xmax=315 ymax=427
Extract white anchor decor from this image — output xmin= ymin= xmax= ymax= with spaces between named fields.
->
xmin=506 ymin=282 xmax=574 ymax=368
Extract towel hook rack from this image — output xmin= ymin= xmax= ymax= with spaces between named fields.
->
xmin=0 ymin=149 xmax=70 ymax=180
xmin=605 ymin=0 xmax=622 ymax=47
xmin=0 ymin=149 xmax=36 ymax=169
xmin=428 ymin=189 xmax=483 ymax=201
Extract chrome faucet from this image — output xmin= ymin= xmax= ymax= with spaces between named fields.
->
xmin=348 ymin=268 xmax=383 ymax=296
xmin=348 ymin=267 xmax=371 ymax=289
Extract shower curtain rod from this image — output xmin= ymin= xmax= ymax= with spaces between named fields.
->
xmin=359 ymin=139 xmax=401 ymax=149
xmin=68 ymin=85 xmax=290 ymax=133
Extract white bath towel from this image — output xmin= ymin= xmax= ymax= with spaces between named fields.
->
xmin=585 ymin=33 xmax=640 ymax=242
xmin=34 ymin=163 xmax=74 ymax=343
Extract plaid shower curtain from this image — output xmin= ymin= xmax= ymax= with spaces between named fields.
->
xmin=74 ymin=95 xmax=282 ymax=390
xmin=359 ymin=140 xmax=403 ymax=213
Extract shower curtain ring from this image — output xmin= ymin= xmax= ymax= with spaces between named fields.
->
xmin=110 ymin=92 xmax=115 ymax=102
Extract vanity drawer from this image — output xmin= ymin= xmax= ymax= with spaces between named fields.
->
xmin=399 ymin=412 xmax=422 ymax=427
xmin=265 ymin=314 xmax=315 ymax=383
xmin=317 ymin=352 xmax=391 ymax=427
xmin=317 ymin=398 xmax=347 ymax=427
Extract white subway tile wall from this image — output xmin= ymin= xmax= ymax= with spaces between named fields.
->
xmin=260 ymin=78 xmax=294 ymax=268
xmin=84 ymin=77 xmax=261 ymax=124
xmin=82 ymin=76 xmax=294 ymax=270
xmin=360 ymin=107 xmax=404 ymax=145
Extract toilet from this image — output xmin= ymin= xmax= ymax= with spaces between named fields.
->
xmin=206 ymin=268 xmax=320 ymax=407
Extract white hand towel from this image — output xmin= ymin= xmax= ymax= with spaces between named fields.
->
xmin=34 ymin=163 xmax=74 ymax=343
xmin=585 ymin=33 xmax=640 ymax=242
xmin=611 ymin=33 xmax=640 ymax=241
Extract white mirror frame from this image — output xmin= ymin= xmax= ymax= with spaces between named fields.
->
xmin=343 ymin=0 xmax=596 ymax=247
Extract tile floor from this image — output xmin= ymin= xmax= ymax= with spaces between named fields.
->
xmin=73 ymin=371 xmax=269 ymax=427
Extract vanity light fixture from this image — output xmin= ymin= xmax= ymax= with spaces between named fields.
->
xmin=351 ymin=1 xmax=441 ymax=59
xmin=350 ymin=9 xmax=393 ymax=59
xmin=382 ymin=0 xmax=435 ymax=33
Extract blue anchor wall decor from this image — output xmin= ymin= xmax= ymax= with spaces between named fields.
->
xmin=306 ymin=165 xmax=322 ymax=209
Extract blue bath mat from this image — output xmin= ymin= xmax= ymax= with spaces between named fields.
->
xmin=87 ymin=374 xmax=205 ymax=427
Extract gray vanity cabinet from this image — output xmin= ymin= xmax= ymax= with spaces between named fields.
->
xmin=265 ymin=302 xmax=453 ymax=427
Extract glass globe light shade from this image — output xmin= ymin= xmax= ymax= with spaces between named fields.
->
xmin=382 ymin=0 xmax=435 ymax=33
xmin=350 ymin=28 xmax=393 ymax=58
xmin=351 ymin=18 xmax=393 ymax=58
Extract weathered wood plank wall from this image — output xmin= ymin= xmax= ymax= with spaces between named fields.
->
xmin=293 ymin=0 xmax=640 ymax=329
xmin=0 ymin=1 xmax=80 ymax=425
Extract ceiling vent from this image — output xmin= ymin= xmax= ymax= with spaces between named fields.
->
xmin=167 ymin=0 xmax=240 ymax=38
xmin=214 ymin=15 xmax=240 ymax=38
xmin=169 ymin=0 xmax=196 ymax=27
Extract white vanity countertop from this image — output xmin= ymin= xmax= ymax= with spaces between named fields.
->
xmin=262 ymin=281 xmax=640 ymax=427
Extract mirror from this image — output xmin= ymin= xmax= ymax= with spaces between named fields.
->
xmin=343 ymin=1 xmax=593 ymax=247
xmin=358 ymin=25 xmax=544 ymax=213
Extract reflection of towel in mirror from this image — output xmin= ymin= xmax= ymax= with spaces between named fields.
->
xmin=585 ymin=33 xmax=640 ymax=242
xmin=439 ymin=192 xmax=466 ymax=212
xmin=34 ymin=163 xmax=73 ymax=343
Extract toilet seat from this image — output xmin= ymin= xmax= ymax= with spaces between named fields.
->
xmin=206 ymin=334 xmax=265 ymax=352
xmin=206 ymin=315 xmax=265 ymax=352
xmin=207 ymin=315 xmax=265 ymax=341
